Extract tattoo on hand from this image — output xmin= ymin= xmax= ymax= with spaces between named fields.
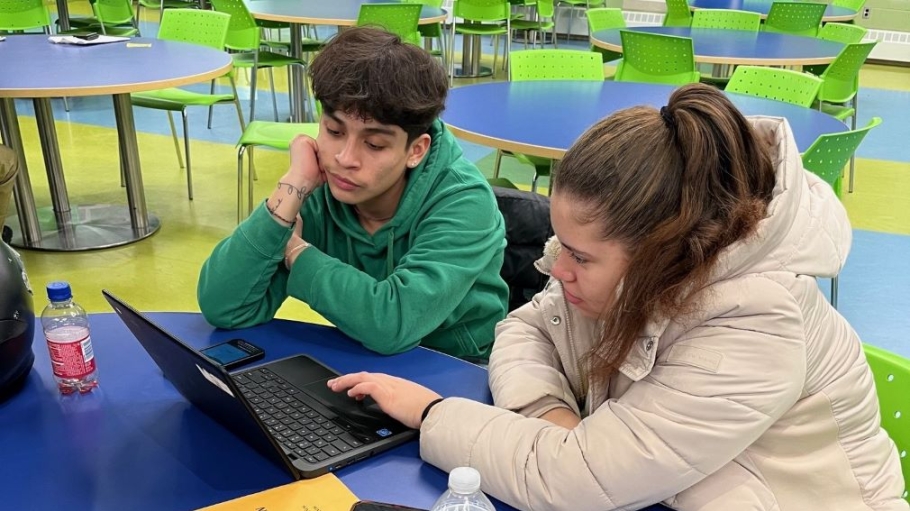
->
xmin=277 ymin=181 xmax=309 ymax=201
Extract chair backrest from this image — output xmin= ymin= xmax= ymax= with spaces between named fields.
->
xmin=492 ymin=185 xmax=552 ymax=312
xmin=510 ymin=49 xmax=604 ymax=81
xmin=726 ymin=66 xmax=822 ymax=107
xmin=587 ymin=7 xmax=625 ymax=31
xmin=357 ymin=3 xmax=422 ymax=45
xmin=801 ymin=117 xmax=880 ymax=194
xmin=862 ymin=343 xmax=910 ymax=502
xmin=615 ymin=30 xmax=700 ymax=85
xmin=92 ymin=0 xmax=136 ymax=26
xmin=208 ymin=0 xmax=261 ymax=51
xmin=817 ymin=41 xmax=877 ymax=103
xmin=764 ymin=1 xmax=826 ymax=37
xmin=403 ymin=0 xmax=443 ymax=38
xmin=832 ymin=0 xmax=865 ymax=12
xmin=691 ymin=8 xmax=761 ymax=30
xmin=453 ymin=0 xmax=510 ymax=23
xmin=817 ymin=21 xmax=867 ymax=43
xmin=157 ymin=9 xmax=230 ymax=50
xmin=0 ymin=0 xmax=50 ymax=32
xmin=534 ymin=0 xmax=555 ymax=19
xmin=663 ymin=0 xmax=692 ymax=26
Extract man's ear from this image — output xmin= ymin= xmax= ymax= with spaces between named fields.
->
xmin=405 ymin=133 xmax=432 ymax=169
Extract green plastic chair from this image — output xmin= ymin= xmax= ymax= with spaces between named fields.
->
xmin=130 ymin=9 xmax=243 ymax=200
xmin=496 ymin=50 xmax=603 ymax=193
xmin=810 ymin=41 xmax=877 ymax=192
xmin=209 ymin=0 xmax=308 ymax=124
xmin=0 ymin=0 xmax=50 ymax=33
xmin=555 ymin=0 xmax=605 ymax=43
xmin=763 ymin=1 xmax=826 ymax=37
xmin=804 ymin=22 xmax=867 ymax=75
xmin=403 ymin=0 xmax=447 ymax=66
xmin=615 ymin=31 xmax=700 ymax=85
xmin=862 ymin=343 xmax=910 ymax=503
xmin=134 ymin=0 xmax=198 ymax=27
xmin=691 ymin=8 xmax=761 ymax=30
xmin=833 ymin=0 xmax=866 ymax=16
xmin=447 ymin=0 xmax=512 ymax=82
xmin=726 ymin=66 xmax=822 ymax=107
xmin=587 ymin=7 xmax=625 ymax=62
xmin=65 ymin=0 xmax=139 ymax=36
xmin=357 ymin=3 xmax=422 ymax=45
xmin=663 ymin=0 xmax=692 ymax=27
xmin=236 ymin=121 xmax=320 ymax=222
xmin=511 ymin=0 xmax=556 ymax=49
xmin=801 ymin=117 xmax=881 ymax=306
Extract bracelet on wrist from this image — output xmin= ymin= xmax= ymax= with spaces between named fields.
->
xmin=420 ymin=397 xmax=445 ymax=426
xmin=284 ymin=241 xmax=310 ymax=270
xmin=266 ymin=200 xmax=296 ymax=226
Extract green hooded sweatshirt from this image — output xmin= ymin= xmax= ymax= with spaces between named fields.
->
xmin=197 ymin=120 xmax=509 ymax=359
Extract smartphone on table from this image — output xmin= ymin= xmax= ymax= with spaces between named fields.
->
xmin=350 ymin=502 xmax=428 ymax=511
xmin=200 ymin=338 xmax=265 ymax=370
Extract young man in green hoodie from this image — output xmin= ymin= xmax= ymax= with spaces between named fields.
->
xmin=197 ymin=27 xmax=509 ymax=360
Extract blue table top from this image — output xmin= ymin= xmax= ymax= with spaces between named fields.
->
xmin=246 ymin=0 xmax=447 ymax=26
xmin=591 ymin=26 xmax=844 ymax=65
xmin=0 ymin=35 xmax=232 ymax=98
xmin=442 ymin=81 xmax=847 ymax=159
xmin=689 ymin=0 xmax=858 ymax=20
xmin=0 ymin=311 xmax=670 ymax=511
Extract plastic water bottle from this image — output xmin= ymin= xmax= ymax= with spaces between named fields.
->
xmin=41 ymin=281 xmax=98 ymax=394
xmin=430 ymin=467 xmax=496 ymax=511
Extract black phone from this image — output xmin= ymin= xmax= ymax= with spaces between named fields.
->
xmin=350 ymin=502 xmax=428 ymax=511
xmin=73 ymin=32 xmax=99 ymax=40
xmin=200 ymin=338 xmax=265 ymax=370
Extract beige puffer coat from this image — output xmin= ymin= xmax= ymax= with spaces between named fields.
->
xmin=419 ymin=117 xmax=908 ymax=511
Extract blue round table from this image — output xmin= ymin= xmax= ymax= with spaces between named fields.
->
xmin=246 ymin=0 xmax=447 ymax=122
xmin=0 ymin=35 xmax=232 ymax=251
xmin=689 ymin=0 xmax=858 ymax=21
xmin=591 ymin=26 xmax=845 ymax=66
xmin=442 ymin=81 xmax=847 ymax=160
xmin=2 ymin=311 xmax=671 ymax=510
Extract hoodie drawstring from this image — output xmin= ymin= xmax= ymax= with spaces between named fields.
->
xmin=386 ymin=229 xmax=394 ymax=278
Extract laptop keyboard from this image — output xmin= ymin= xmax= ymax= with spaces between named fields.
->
xmin=233 ymin=367 xmax=374 ymax=465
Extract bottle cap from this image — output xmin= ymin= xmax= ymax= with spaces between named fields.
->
xmin=46 ymin=281 xmax=72 ymax=302
xmin=448 ymin=466 xmax=482 ymax=494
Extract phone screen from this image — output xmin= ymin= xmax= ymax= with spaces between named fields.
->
xmin=351 ymin=502 xmax=428 ymax=511
xmin=200 ymin=339 xmax=264 ymax=369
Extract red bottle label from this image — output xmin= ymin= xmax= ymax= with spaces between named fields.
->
xmin=46 ymin=329 xmax=96 ymax=379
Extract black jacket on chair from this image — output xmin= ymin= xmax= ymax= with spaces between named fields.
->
xmin=493 ymin=186 xmax=553 ymax=312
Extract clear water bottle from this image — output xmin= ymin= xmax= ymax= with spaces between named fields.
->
xmin=41 ymin=281 xmax=98 ymax=394
xmin=430 ymin=467 xmax=496 ymax=511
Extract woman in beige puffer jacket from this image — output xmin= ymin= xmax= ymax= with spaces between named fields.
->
xmin=328 ymin=84 xmax=908 ymax=511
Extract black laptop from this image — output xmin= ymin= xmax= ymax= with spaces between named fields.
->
xmin=102 ymin=290 xmax=417 ymax=479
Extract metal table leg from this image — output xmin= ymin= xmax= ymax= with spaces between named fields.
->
xmin=452 ymin=34 xmax=493 ymax=78
xmin=56 ymin=0 xmax=71 ymax=32
xmin=3 ymin=95 xmax=159 ymax=251
xmin=0 ymin=99 xmax=42 ymax=246
xmin=289 ymin=23 xmax=308 ymax=123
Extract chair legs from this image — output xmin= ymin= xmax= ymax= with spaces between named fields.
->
xmin=268 ymin=68 xmax=279 ymax=122
xmin=166 ymin=111 xmax=185 ymax=169
xmin=181 ymin=109 xmax=193 ymax=200
xmin=831 ymin=276 xmax=838 ymax=309
xmin=848 ymin=95 xmax=858 ymax=193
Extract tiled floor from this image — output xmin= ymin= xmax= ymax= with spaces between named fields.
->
xmin=8 ymin=16 xmax=910 ymax=357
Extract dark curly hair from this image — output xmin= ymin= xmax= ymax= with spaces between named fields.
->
xmin=309 ymin=27 xmax=449 ymax=144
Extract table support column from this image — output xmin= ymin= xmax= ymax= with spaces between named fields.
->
xmin=453 ymin=34 xmax=492 ymax=78
xmin=56 ymin=0 xmax=71 ymax=32
xmin=0 ymin=99 xmax=41 ymax=245
xmin=112 ymin=93 xmax=152 ymax=233
xmin=289 ymin=23 xmax=308 ymax=123
xmin=33 ymin=98 xmax=72 ymax=230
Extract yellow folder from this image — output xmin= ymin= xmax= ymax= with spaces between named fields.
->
xmin=196 ymin=474 xmax=359 ymax=511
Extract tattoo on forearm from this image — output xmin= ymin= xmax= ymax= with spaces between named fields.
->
xmin=277 ymin=181 xmax=309 ymax=201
